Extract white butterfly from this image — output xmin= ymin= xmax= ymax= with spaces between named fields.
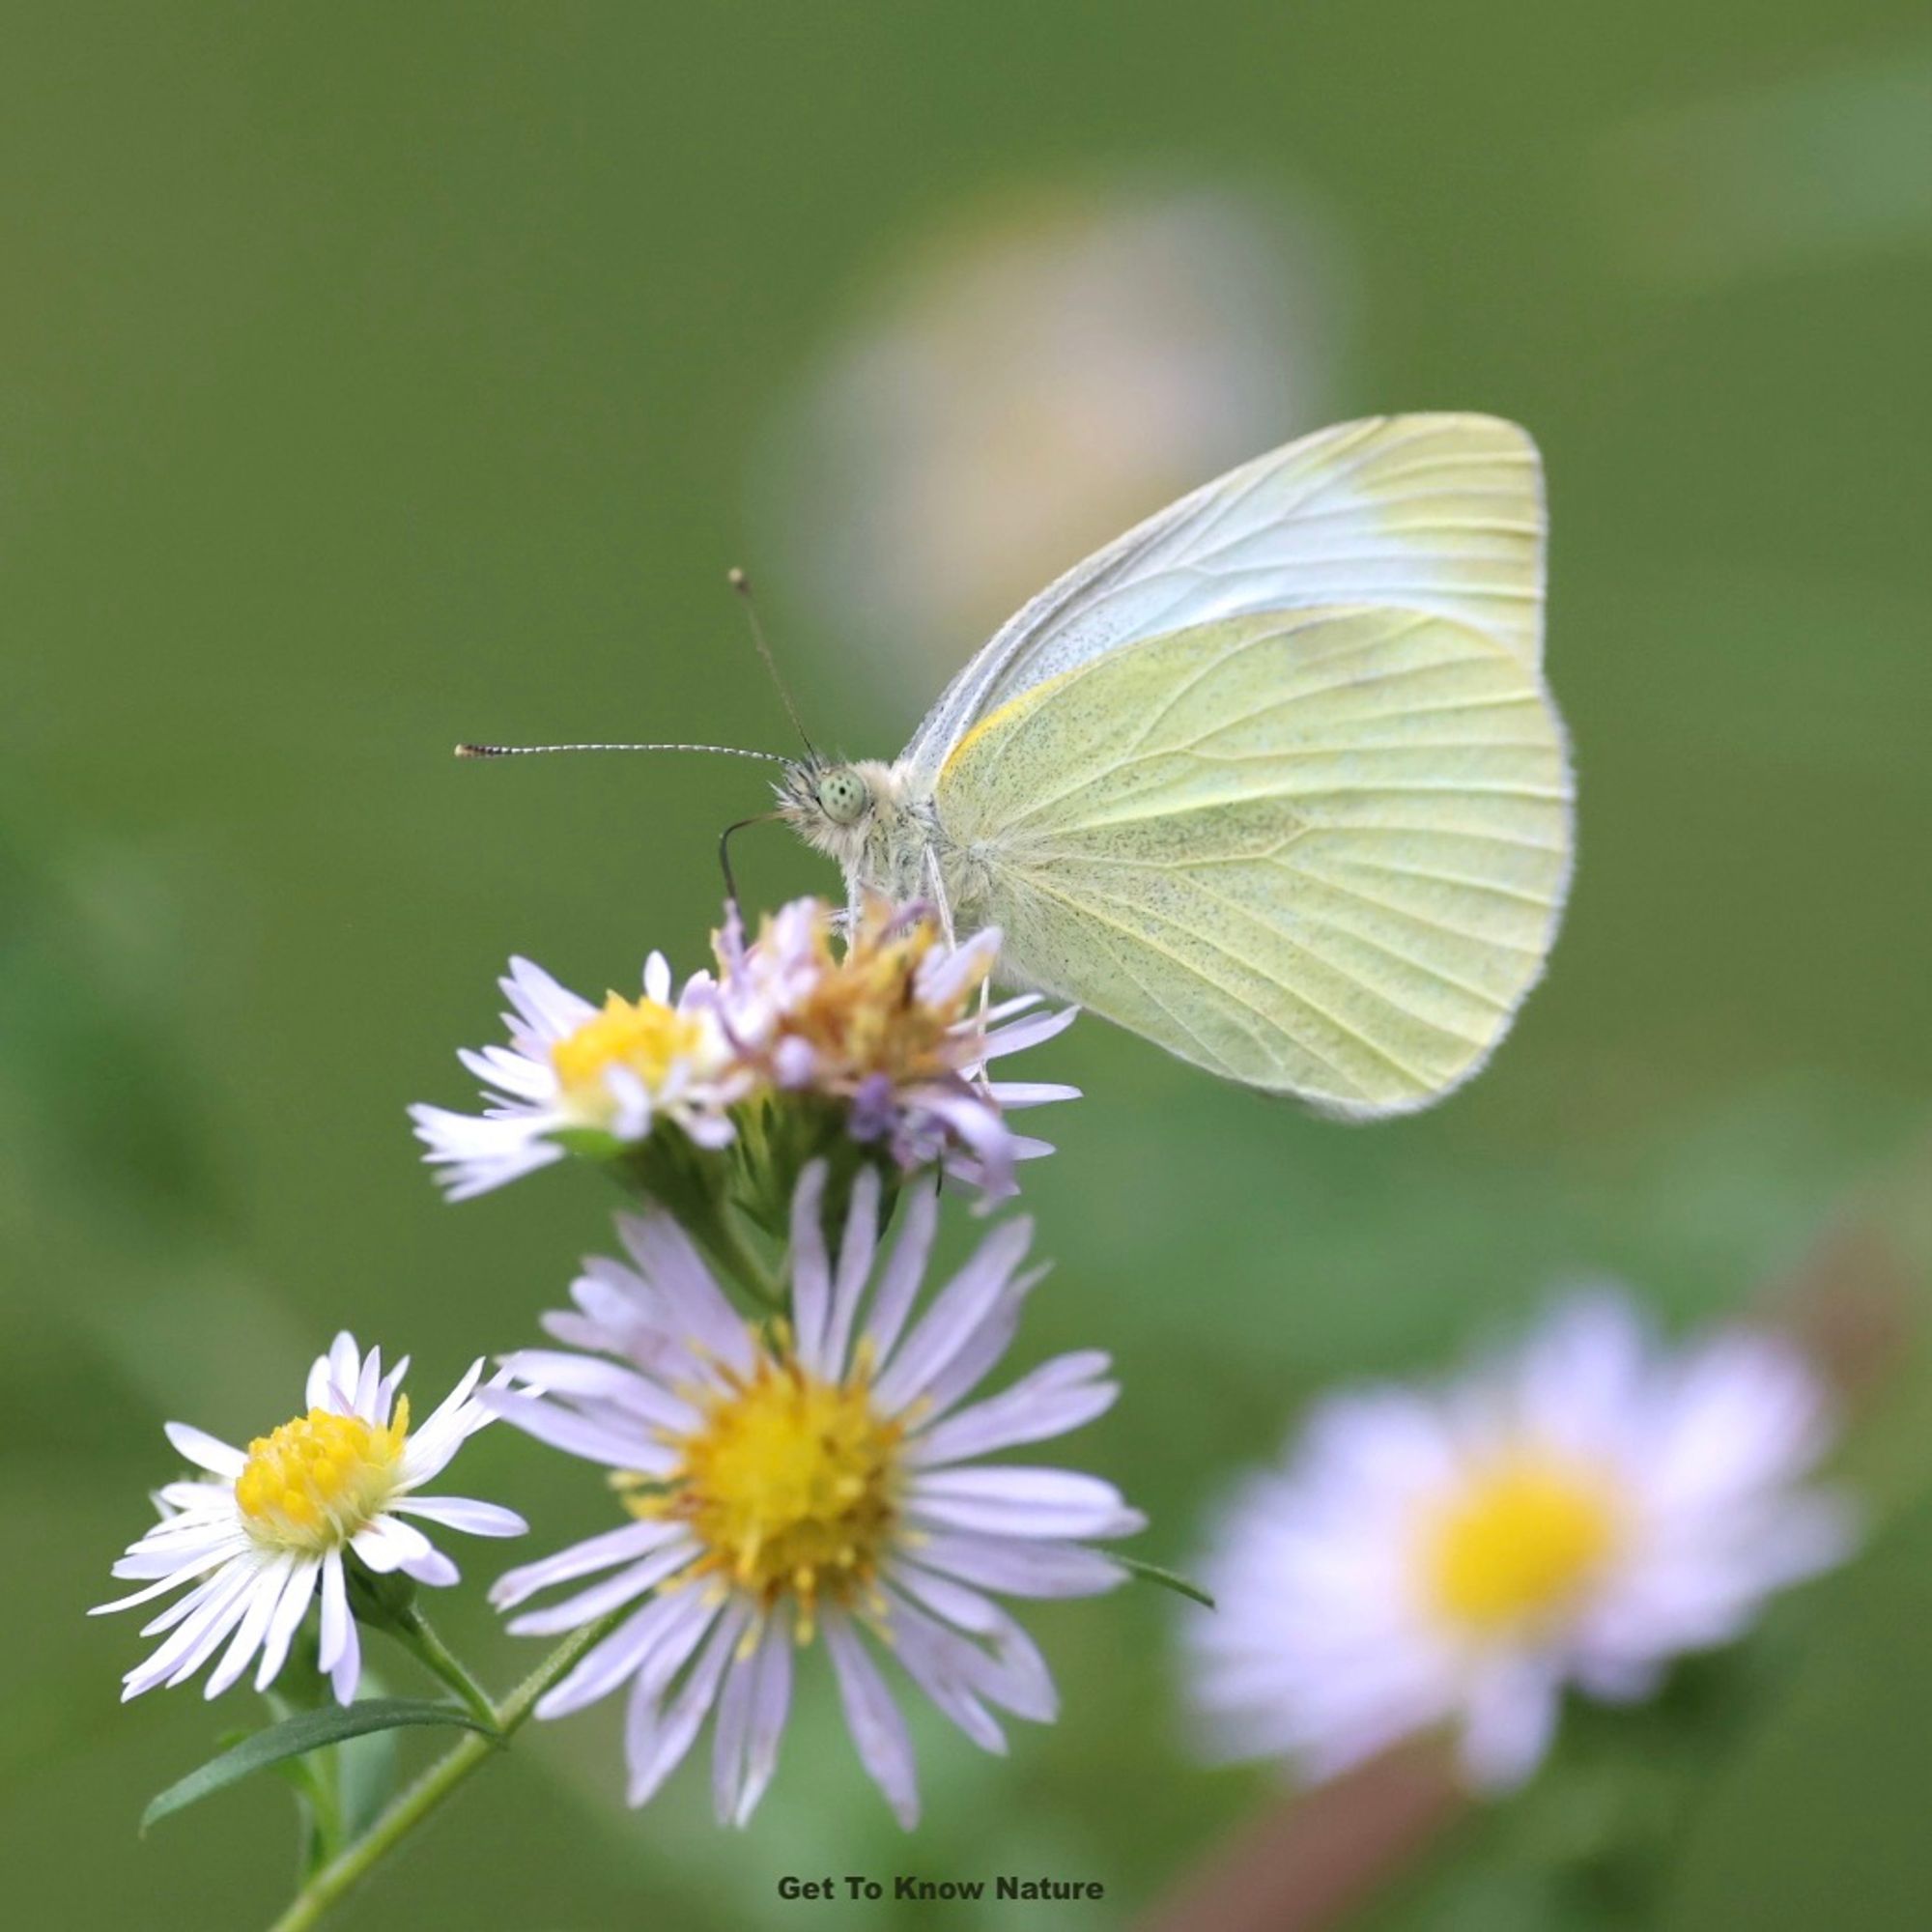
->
xmin=467 ymin=413 xmax=1573 ymax=1119
xmin=777 ymin=413 xmax=1572 ymax=1119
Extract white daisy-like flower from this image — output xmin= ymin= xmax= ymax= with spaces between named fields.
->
xmin=94 ymin=1334 xmax=526 ymax=1704
xmin=485 ymin=1161 xmax=1140 ymax=1827
xmin=1186 ymin=1292 xmax=1856 ymax=1791
xmin=411 ymin=952 xmax=745 ymax=1201
xmin=715 ymin=895 xmax=1078 ymax=1197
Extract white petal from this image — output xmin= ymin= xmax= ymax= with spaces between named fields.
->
xmin=354 ymin=1347 xmax=384 ymax=1422
xmin=387 ymin=1495 xmax=527 ymax=1539
xmin=981 ymin=1004 xmax=1078 ymax=1058
xmin=913 ymin=1268 xmax=1047 ymax=1421
xmin=624 ymin=1603 xmax=751 ymax=1808
xmin=119 ymin=1557 xmax=261 ymax=1698
xmin=400 ymin=1359 xmax=491 ymax=1478
xmin=305 ymin=1349 xmax=336 ymax=1412
xmin=377 ymin=1354 xmax=412 ymax=1423
xmin=317 ymin=1550 xmax=353 ymax=1684
xmin=92 ymin=1571 xmax=205 ymax=1619
xmin=861 ymin=1180 xmax=939 ymax=1367
xmin=497 ymin=1350 xmax=698 ymax=1435
xmin=205 ymin=1554 xmax=298 ymax=1698
xmin=536 ymin=1589 xmax=718 ymax=1720
xmin=710 ymin=1632 xmax=762 ymax=1825
xmin=1460 ymin=1659 xmax=1560 ymax=1789
xmin=871 ymin=1217 xmax=1032 ymax=1414
xmin=736 ymin=1621 xmax=793 ymax=1826
xmin=501 ymin=955 xmax=596 ymax=1037
xmin=909 ymin=1352 xmax=1116 ymax=1466
xmin=490 ymin=1520 xmax=685 ymax=1610
xmin=136 ymin=1561 xmax=249 ymax=1637
xmin=616 ymin=1212 xmax=754 ymax=1376
xmin=822 ymin=1165 xmax=882 ymax=1380
xmin=824 ymin=1617 xmax=920 ymax=1829
xmin=327 ymin=1333 xmax=362 ymax=1410
xmin=907 ymin=1466 xmax=1145 ymax=1541
xmin=349 ymin=1516 xmax=427 ymax=1575
xmin=506 ymin=1541 xmax=699 ymax=1636
xmin=162 ymin=1423 xmax=245 ymax=1479
xmin=883 ymin=1607 xmax=1006 ymax=1753
xmin=476 ymin=1389 xmax=653 ymax=1469
xmin=254 ymin=1559 xmax=322 ymax=1692
xmin=788 ymin=1164 xmax=833 ymax=1374
xmin=903 ymin=1533 xmax=1125 ymax=1600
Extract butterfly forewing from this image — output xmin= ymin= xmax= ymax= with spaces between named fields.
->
xmin=904 ymin=413 xmax=1547 ymax=783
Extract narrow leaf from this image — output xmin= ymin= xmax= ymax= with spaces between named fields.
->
xmin=1118 ymin=1554 xmax=1216 ymax=1610
xmin=141 ymin=1699 xmax=497 ymax=1833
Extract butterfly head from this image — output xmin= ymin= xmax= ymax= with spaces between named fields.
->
xmin=776 ymin=757 xmax=916 ymax=879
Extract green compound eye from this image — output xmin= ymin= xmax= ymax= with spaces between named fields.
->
xmin=818 ymin=769 xmax=869 ymax=826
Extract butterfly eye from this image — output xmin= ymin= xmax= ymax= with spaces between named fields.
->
xmin=818 ymin=770 xmax=869 ymax=827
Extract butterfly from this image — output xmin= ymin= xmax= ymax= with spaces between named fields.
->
xmin=467 ymin=414 xmax=1572 ymax=1119
xmin=776 ymin=412 xmax=1570 ymax=1118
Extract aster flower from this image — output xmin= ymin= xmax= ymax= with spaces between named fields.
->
xmin=1186 ymin=1292 xmax=1855 ymax=1791
xmin=411 ymin=952 xmax=745 ymax=1201
xmin=484 ymin=1161 xmax=1140 ymax=1827
xmin=716 ymin=895 xmax=1077 ymax=1197
xmin=94 ymin=1334 xmax=526 ymax=1704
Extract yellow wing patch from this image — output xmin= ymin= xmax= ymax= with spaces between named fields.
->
xmin=938 ymin=665 xmax=1084 ymax=783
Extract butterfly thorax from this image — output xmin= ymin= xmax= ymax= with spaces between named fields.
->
xmin=777 ymin=757 xmax=940 ymax=905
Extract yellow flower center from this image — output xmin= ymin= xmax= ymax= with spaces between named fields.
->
xmin=551 ymin=993 xmax=705 ymax=1121
xmin=234 ymin=1399 xmax=411 ymax=1553
xmin=1420 ymin=1454 xmax=1623 ymax=1639
xmin=624 ymin=1339 xmax=904 ymax=1640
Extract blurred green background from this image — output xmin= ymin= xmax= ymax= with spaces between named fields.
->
xmin=4 ymin=4 xmax=1929 ymax=1927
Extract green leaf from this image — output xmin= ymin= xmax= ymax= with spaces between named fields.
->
xmin=336 ymin=1719 xmax=402 ymax=1844
xmin=140 ymin=1699 xmax=497 ymax=1834
xmin=1117 ymin=1554 xmax=1216 ymax=1610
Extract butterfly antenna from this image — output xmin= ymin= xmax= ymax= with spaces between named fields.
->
xmin=454 ymin=740 xmax=788 ymax=764
xmin=728 ymin=567 xmax=817 ymax=761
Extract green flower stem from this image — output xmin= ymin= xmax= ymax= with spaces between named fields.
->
xmin=265 ymin=1613 xmax=620 ymax=1932
xmin=389 ymin=1605 xmax=497 ymax=1730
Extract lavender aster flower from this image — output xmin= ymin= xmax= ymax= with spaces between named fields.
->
xmin=715 ymin=895 xmax=1078 ymax=1196
xmin=485 ymin=1161 xmax=1140 ymax=1827
xmin=1186 ymin=1292 xmax=1856 ymax=1789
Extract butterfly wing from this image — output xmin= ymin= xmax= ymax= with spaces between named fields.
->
xmin=931 ymin=605 xmax=1571 ymax=1116
xmin=903 ymin=413 xmax=1546 ymax=784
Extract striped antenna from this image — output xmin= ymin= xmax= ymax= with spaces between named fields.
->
xmin=454 ymin=741 xmax=788 ymax=764
xmin=728 ymin=567 xmax=817 ymax=759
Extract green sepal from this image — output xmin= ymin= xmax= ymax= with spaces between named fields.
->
xmin=343 ymin=1555 xmax=419 ymax=1634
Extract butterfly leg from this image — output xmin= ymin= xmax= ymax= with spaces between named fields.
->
xmin=923 ymin=847 xmax=995 ymax=1092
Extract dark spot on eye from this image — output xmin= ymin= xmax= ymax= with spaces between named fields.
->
xmin=820 ymin=772 xmax=868 ymax=825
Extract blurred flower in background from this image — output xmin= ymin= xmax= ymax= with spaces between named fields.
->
xmin=486 ymin=1161 xmax=1140 ymax=1828
xmin=1185 ymin=1292 xmax=1855 ymax=1790
xmin=759 ymin=180 xmax=1350 ymax=712
xmin=95 ymin=1333 xmax=525 ymax=1705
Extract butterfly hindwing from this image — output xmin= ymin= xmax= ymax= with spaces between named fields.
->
xmin=932 ymin=605 xmax=1571 ymax=1116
